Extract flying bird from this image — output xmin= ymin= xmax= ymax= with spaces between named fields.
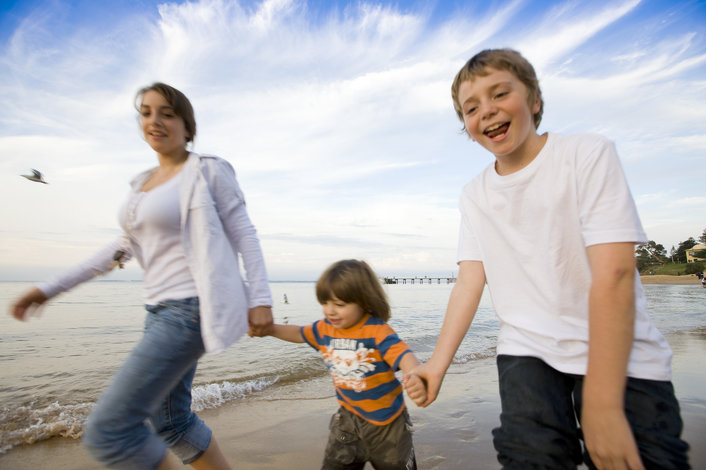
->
xmin=20 ymin=169 xmax=48 ymax=184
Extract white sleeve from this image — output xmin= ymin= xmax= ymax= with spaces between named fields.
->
xmin=575 ymin=136 xmax=647 ymax=246
xmin=457 ymin=190 xmax=483 ymax=263
xmin=223 ymin=204 xmax=272 ymax=308
xmin=204 ymin=158 xmax=272 ymax=308
xmin=37 ymin=235 xmax=133 ymax=299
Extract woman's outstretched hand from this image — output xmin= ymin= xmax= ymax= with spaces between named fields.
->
xmin=10 ymin=287 xmax=48 ymax=321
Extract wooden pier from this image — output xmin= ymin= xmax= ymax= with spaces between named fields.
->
xmin=382 ymin=276 xmax=456 ymax=285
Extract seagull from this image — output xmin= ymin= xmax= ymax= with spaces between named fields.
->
xmin=20 ymin=169 xmax=48 ymax=184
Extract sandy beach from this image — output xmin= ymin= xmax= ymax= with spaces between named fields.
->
xmin=640 ymin=274 xmax=703 ymax=285
xmin=1 ymin=327 xmax=704 ymax=469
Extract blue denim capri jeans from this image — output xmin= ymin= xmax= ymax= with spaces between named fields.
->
xmin=493 ymin=355 xmax=690 ymax=470
xmin=83 ymin=297 xmax=212 ymax=469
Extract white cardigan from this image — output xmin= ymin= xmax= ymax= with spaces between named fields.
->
xmin=39 ymin=153 xmax=272 ymax=353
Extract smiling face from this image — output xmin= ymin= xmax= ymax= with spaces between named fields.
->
xmin=139 ymin=90 xmax=190 ymax=159
xmin=458 ymin=67 xmax=544 ymax=173
xmin=321 ymin=296 xmax=365 ymax=330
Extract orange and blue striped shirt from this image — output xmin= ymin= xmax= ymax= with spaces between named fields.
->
xmin=301 ymin=313 xmax=411 ymax=425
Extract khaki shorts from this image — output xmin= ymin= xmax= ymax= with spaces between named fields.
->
xmin=322 ymin=406 xmax=416 ymax=470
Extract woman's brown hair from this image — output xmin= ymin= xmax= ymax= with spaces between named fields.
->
xmin=135 ymin=82 xmax=197 ymax=143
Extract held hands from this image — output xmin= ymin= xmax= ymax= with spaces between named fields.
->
xmin=247 ymin=305 xmax=274 ymax=337
xmin=402 ymin=373 xmax=427 ymax=407
xmin=403 ymin=361 xmax=447 ymax=408
xmin=404 ymin=362 xmax=445 ymax=407
xmin=9 ymin=287 xmax=48 ymax=321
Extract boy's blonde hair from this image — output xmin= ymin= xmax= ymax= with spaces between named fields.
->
xmin=451 ymin=48 xmax=543 ymax=130
xmin=316 ymin=259 xmax=391 ymax=322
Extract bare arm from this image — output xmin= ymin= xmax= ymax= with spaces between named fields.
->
xmin=398 ymin=351 xmax=420 ymax=375
xmin=581 ymin=242 xmax=644 ymax=470
xmin=265 ymin=324 xmax=305 ymax=343
xmin=411 ymin=261 xmax=486 ymax=406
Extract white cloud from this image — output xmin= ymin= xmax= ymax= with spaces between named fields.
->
xmin=1 ymin=0 xmax=705 ymax=280
xmin=522 ymin=0 xmax=643 ymax=68
xmin=670 ymin=197 xmax=706 ymax=207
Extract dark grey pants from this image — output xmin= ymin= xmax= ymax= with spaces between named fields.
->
xmin=322 ymin=406 xmax=416 ymax=470
xmin=493 ymin=355 xmax=690 ymax=470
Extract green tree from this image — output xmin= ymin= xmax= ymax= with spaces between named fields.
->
xmin=699 ymin=228 xmax=706 ymax=244
xmin=675 ymin=237 xmax=697 ymax=263
xmin=635 ymin=241 xmax=667 ymax=271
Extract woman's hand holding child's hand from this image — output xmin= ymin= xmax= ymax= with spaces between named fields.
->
xmin=248 ymin=306 xmax=274 ymax=337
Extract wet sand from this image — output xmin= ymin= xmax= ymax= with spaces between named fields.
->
xmin=1 ymin=330 xmax=704 ymax=469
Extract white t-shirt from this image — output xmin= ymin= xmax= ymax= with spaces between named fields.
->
xmin=457 ymin=133 xmax=672 ymax=380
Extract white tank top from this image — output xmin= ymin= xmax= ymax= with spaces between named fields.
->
xmin=118 ymin=172 xmax=198 ymax=304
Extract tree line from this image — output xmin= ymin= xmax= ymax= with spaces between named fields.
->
xmin=635 ymin=228 xmax=706 ymax=273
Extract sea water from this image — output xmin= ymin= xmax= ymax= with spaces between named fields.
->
xmin=0 ymin=280 xmax=704 ymax=454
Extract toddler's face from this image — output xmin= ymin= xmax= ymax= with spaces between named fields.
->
xmin=321 ymin=296 xmax=364 ymax=329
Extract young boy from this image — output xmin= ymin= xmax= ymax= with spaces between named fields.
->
xmin=410 ymin=49 xmax=690 ymax=469
xmin=252 ymin=259 xmax=426 ymax=470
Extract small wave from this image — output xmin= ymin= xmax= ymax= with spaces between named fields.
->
xmin=453 ymin=349 xmax=497 ymax=364
xmin=0 ymin=377 xmax=282 ymax=454
xmin=191 ymin=376 xmax=281 ymax=412
xmin=0 ymin=401 xmax=93 ymax=454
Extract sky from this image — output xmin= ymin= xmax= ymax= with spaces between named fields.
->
xmin=1 ymin=0 xmax=705 ymax=282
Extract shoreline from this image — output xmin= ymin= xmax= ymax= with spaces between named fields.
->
xmin=0 ymin=332 xmax=703 ymax=469
xmin=640 ymin=274 xmax=703 ymax=285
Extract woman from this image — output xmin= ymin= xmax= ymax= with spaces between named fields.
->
xmin=10 ymin=83 xmax=273 ymax=470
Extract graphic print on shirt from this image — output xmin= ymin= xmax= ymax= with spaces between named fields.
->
xmin=322 ymin=338 xmax=376 ymax=392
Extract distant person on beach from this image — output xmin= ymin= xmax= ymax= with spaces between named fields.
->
xmin=408 ymin=49 xmax=689 ymax=469
xmin=250 ymin=259 xmax=426 ymax=470
xmin=9 ymin=83 xmax=273 ymax=470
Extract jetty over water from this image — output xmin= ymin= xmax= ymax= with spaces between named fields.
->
xmin=382 ymin=276 xmax=456 ymax=285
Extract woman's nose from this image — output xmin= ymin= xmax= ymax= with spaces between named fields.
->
xmin=144 ymin=112 xmax=161 ymax=127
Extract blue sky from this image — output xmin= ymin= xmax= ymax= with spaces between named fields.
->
xmin=1 ymin=0 xmax=705 ymax=281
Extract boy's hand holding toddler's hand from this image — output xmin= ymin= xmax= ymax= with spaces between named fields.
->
xmin=403 ymin=373 xmax=428 ymax=407
xmin=406 ymin=363 xmax=445 ymax=407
